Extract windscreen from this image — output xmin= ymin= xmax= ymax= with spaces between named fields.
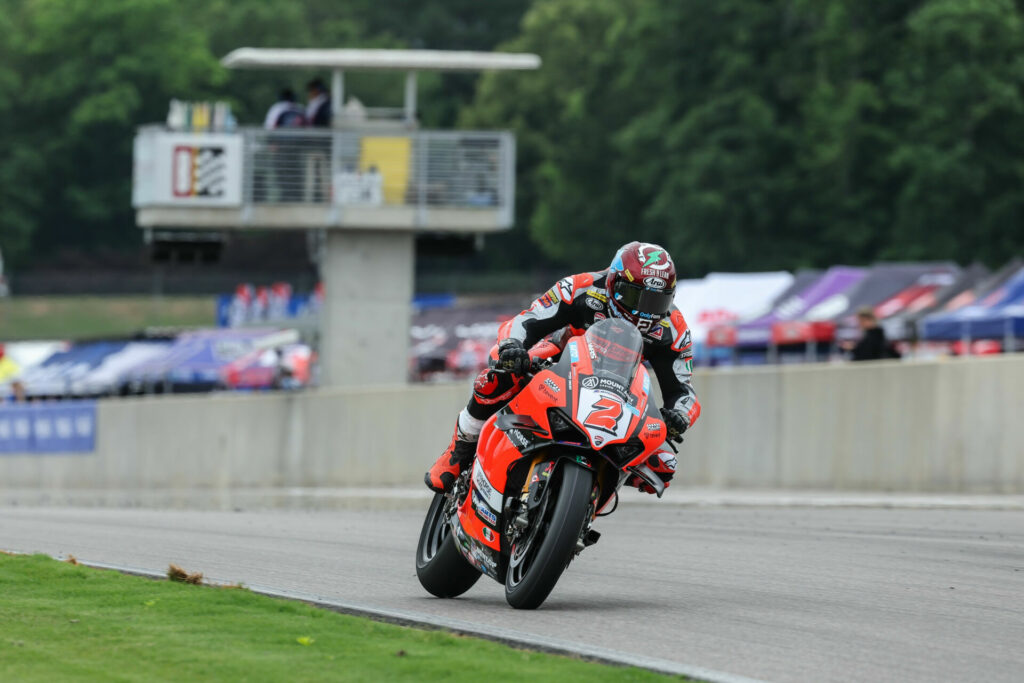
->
xmin=583 ymin=318 xmax=643 ymax=386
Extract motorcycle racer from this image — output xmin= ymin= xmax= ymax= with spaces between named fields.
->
xmin=426 ymin=241 xmax=701 ymax=495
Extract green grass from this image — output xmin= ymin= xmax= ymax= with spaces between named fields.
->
xmin=0 ymin=554 xmax=681 ymax=682
xmin=0 ymin=296 xmax=214 ymax=340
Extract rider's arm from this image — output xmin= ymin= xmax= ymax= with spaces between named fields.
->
xmin=646 ymin=310 xmax=702 ymax=429
xmin=499 ymin=275 xmax=591 ymax=348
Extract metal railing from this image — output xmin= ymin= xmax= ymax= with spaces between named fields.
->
xmin=134 ymin=125 xmax=515 ymax=227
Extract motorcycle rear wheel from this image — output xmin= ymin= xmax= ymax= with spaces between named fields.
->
xmin=504 ymin=463 xmax=593 ymax=610
xmin=415 ymin=492 xmax=482 ymax=598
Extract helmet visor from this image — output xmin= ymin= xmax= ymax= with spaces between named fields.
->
xmin=613 ymin=280 xmax=674 ymax=317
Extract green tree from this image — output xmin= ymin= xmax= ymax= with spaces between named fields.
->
xmin=0 ymin=5 xmax=39 ymax=264
xmin=467 ymin=0 xmax=642 ymax=269
xmin=884 ymin=0 xmax=1024 ymax=263
xmin=2 ymin=0 xmax=223 ymax=264
xmin=469 ymin=0 xmax=1024 ymax=273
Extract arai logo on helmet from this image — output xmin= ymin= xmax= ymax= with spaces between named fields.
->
xmin=637 ymin=245 xmax=670 ymax=271
xmin=643 ymin=276 xmax=667 ymax=288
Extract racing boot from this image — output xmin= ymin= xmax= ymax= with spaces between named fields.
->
xmin=425 ymin=421 xmax=477 ymax=493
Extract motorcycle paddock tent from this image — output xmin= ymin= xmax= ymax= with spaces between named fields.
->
xmin=672 ymin=271 xmax=794 ymax=364
xmin=920 ymin=264 xmax=1024 ymax=351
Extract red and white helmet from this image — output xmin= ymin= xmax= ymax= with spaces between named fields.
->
xmin=606 ymin=241 xmax=677 ymax=326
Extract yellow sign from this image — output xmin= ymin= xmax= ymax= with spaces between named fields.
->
xmin=359 ymin=137 xmax=411 ymax=204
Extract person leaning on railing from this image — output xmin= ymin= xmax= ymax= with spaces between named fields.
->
xmin=258 ymin=88 xmax=307 ymax=202
xmin=303 ymin=78 xmax=332 ymax=201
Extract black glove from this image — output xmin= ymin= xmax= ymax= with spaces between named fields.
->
xmin=660 ymin=407 xmax=687 ymax=443
xmin=497 ymin=338 xmax=531 ymax=376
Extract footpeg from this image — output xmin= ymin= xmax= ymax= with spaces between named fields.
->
xmin=583 ymin=529 xmax=601 ymax=547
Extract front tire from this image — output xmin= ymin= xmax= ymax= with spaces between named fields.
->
xmin=505 ymin=464 xmax=593 ymax=609
xmin=416 ymin=493 xmax=482 ymax=598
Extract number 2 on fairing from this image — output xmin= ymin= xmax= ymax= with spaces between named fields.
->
xmin=583 ymin=396 xmax=623 ymax=432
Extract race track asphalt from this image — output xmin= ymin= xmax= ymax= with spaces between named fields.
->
xmin=2 ymin=503 xmax=1022 ymax=683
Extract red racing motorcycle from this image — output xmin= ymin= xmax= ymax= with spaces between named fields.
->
xmin=416 ymin=318 xmax=677 ymax=609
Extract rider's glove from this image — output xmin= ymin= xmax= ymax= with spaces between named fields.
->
xmin=497 ymin=338 xmax=531 ymax=376
xmin=660 ymin=407 xmax=687 ymax=443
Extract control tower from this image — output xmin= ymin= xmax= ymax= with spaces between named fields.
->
xmin=132 ymin=48 xmax=539 ymax=387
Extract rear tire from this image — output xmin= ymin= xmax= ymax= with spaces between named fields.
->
xmin=416 ymin=493 xmax=482 ymax=598
xmin=504 ymin=464 xmax=593 ymax=609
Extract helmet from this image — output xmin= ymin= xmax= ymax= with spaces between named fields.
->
xmin=606 ymin=241 xmax=677 ymax=327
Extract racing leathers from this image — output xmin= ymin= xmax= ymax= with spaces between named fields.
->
xmin=425 ymin=270 xmax=701 ymax=493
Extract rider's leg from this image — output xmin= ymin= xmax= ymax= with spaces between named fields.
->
xmin=424 ymin=368 xmax=526 ymax=493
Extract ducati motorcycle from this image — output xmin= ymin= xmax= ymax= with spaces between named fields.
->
xmin=416 ymin=318 xmax=677 ymax=609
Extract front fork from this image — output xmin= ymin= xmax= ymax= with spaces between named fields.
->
xmin=503 ymin=454 xmax=605 ymax=556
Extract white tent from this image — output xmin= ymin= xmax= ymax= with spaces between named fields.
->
xmin=674 ymin=272 xmax=794 ymax=346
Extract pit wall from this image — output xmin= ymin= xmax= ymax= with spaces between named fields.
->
xmin=2 ymin=355 xmax=1022 ymax=494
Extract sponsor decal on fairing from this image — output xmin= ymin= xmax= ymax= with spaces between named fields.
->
xmin=507 ymin=428 xmax=530 ymax=450
xmin=576 ymin=387 xmax=632 ymax=447
xmin=472 ymin=490 xmax=498 ymax=527
xmin=472 ymin=460 xmax=503 ymax=511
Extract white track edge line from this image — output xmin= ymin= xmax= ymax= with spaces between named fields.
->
xmin=52 ymin=555 xmax=766 ymax=683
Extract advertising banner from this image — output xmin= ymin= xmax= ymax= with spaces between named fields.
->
xmin=0 ymin=401 xmax=97 ymax=454
xmin=134 ymin=131 xmax=243 ymax=207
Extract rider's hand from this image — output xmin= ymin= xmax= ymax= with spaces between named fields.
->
xmin=660 ymin=407 xmax=687 ymax=443
xmin=497 ymin=338 xmax=531 ymax=376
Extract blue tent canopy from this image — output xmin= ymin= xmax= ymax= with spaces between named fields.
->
xmin=920 ymin=267 xmax=1024 ymax=340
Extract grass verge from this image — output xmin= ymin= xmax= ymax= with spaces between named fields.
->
xmin=0 ymin=296 xmax=214 ymax=340
xmin=0 ymin=554 xmax=682 ymax=682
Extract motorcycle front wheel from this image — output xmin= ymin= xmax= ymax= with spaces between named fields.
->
xmin=504 ymin=463 xmax=593 ymax=610
xmin=415 ymin=492 xmax=482 ymax=598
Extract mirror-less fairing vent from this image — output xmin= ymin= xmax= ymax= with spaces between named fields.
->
xmin=547 ymin=408 xmax=587 ymax=445
xmin=611 ymin=437 xmax=646 ymax=466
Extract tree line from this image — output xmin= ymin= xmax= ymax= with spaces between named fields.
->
xmin=2 ymin=0 xmax=1023 ymax=276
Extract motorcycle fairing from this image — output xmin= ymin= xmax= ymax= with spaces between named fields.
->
xmin=450 ymin=517 xmax=499 ymax=576
xmin=452 ymin=318 xmax=674 ymax=573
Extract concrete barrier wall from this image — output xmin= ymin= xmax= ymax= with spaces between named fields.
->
xmin=2 ymin=355 xmax=1023 ymax=493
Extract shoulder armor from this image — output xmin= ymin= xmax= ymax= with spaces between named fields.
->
xmin=668 ymin=309 xmax=693 ymax=354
